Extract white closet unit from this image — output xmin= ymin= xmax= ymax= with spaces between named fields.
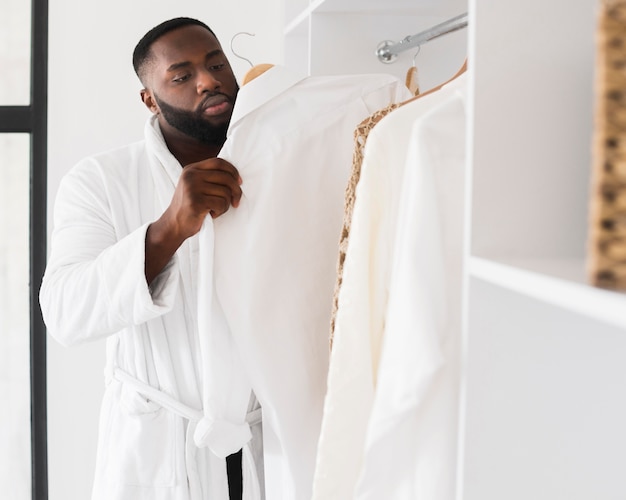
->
xmin=284 ymin=0 xmax=626 ymax=498
xmin=284 ymin=0 xmax=468 ymax=90
xmin=463 ymin=0 xmax=626 ymax=498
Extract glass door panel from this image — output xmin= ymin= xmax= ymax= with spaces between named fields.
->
xmin=0 ymin=134 xmax=32 ymax=498
xmin=0 ymin=0 xmax=32 ymax=105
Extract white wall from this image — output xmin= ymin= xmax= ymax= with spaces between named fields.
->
xmin=47 ymin=2 xmax=284 ymax=499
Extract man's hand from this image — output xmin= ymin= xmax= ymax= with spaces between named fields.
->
xmin=145 ymin=158 xmax=242 ymax=285
xmin=168 ymin=157 xmax=242 ymax=238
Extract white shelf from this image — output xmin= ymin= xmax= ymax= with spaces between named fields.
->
xmin=285 ymin=8 xmax=312 ymax=35
xmin=469 ymin=256 xmax=626 ymax=330
xmin=285 ymin=0 xmax=467 ymax=34
xmin=285 ymin=0 xmax=312 ymax=31
xmin=312 ymin=0 xmax=466 ymax=15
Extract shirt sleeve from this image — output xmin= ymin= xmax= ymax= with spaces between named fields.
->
xmin=39 ymin=158 xmax=179 ymax=347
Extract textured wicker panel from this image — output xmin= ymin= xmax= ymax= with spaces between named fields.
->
xmin=588 ymin=0 xmax=626 ymax=289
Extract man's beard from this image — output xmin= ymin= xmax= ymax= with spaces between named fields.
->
xmin=154 ymin=90 xmax=238 ymax=146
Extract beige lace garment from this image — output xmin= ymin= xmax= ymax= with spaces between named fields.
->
xmin=329 ymin=103 xmax=400 ymax=346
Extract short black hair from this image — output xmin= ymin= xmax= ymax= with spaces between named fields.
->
xmin=132 ymin=17 xmax=217 ymax=85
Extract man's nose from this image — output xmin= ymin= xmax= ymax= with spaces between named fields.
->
xmin=197 ymin=69 xmax=220 ymax=93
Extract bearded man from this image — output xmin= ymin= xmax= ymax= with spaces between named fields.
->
xmin=40 ymin=17 xmax=250 ymax=500
xmin=40 ymin=14 xmax=410 ymax=500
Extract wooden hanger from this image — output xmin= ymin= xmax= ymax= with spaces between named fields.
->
xmin=401 ymin=57 xmax=467 ymax=106
xmin=405 ymin=47 xmax=421 ymax=96
xmin=230 ymin=32 xmax=274 ymax=86
xmin=405 ymin=66 xmax=420 ymax=96
xmin=243 ymin=63 xmax=275 ymax=85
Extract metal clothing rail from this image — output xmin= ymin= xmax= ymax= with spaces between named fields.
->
xmin=376 ymin=12 xmax=468 ymax=64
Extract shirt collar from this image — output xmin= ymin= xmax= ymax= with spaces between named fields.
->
xmin=227 ymin=65 xmax=306 ymax=134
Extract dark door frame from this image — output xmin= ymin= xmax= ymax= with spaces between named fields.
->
xmin=0 ymin=0 xmax=49 ymax=498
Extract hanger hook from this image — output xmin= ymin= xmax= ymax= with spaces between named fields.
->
xmin=412 ymin=45 xmax=421 ymax=66
xmin=230 ymin=31 xmax=255 ymax=68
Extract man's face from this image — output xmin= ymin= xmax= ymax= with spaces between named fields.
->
xmin=144 ymin=25 xmax=239 ymax=146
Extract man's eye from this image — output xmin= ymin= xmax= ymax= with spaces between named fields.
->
xmin=173 ymin=74 xmax=190 ymax=83
xmin=210 ymin=64 xmax=225 ymax=71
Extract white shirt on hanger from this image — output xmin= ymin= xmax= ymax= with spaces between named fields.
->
xmin=212 ymin=65 xmax=411 ymax=500
xmin=355 ymin=76 xmax=467 ymax=500
xmin=311 ymin=74 xmax=467 ymax=500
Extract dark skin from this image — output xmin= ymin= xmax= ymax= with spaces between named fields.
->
xmin=140 ymin=25 xmax=243 ymax=285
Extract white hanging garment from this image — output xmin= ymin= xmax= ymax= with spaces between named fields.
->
xmin=354 ymin=77 xmax=467 ymax=500
xmin=311 ymin=74 xmax=467 ymax=500
xmin=206 ymin=65 xmax=412 ymax=500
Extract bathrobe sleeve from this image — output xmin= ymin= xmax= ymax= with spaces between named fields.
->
xmin=40 ymin=156 xmax=179 ymax=346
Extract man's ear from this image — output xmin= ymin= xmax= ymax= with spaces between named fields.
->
xmin=140 ymin=89 xmax=159 ymax=115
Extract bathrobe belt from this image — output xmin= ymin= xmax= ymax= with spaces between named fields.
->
xmin=107 ymin=365 xmax=262 ymax=498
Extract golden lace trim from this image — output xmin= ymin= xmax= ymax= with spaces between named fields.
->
xmin=329 ymin=103 xmax=401 ymax=347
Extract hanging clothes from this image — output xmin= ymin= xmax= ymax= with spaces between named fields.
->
xmin=355 ymin=78 xmax=467 ymax=500
xmin=39 ymin=65 xmax=410 ymax=500
xmin=198 ymin=65 xmax=412 ymax=500
xmin=312 ymin=73 xmax=467 ymax=500
xmin=330 ymin=102 xmax=401 ymax=345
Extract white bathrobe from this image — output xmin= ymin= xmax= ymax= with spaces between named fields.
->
xmin=40 ymin=114 xmax=256 ymax=500
xmin=40 ymin=66 xmax=409 ymax=500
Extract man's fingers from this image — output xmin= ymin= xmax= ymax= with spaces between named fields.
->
xmin=194 ymin=157 xmax=241 ymax=183
xmin=178 ymin=159 xmax=243 ymax=220
xmin=199 ymin=172 xmax=242 ymax=208
xmin=203 ymin=195 xmax=230 ymax=218
xmin=183 ymin=168 xmax=242 ymax=205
